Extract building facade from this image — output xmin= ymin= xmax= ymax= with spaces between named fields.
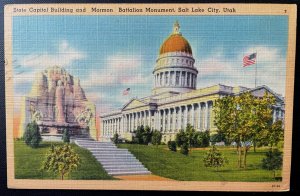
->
xmin=100 ymin=22 xmax=285 ymax=142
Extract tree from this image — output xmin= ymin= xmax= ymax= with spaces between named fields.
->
xmin=186 ymin=124 xmax=196 ymax=150
xmin=210 ymin=132 xmax=227 ymax=146
xmin=259 ymin=120 xmax=284 ymax=151
xmin=180 ymin=142 xmax=189 ymax=155
xmin=262 ymin=149 xmax=283 ymax=179
xmin=194 ymin=131 xmax=210 ymax=147
xmin=112 ymin=133 xmax=119 ymax=144
xmin=175 ymin=130 xmax=188 ymax=147
xmin=42 ymin=144 xmax=80 ymax=180
xmin=203 ymin=145 xmax=228 ymax=171
xmin=135 ymin=125 xmax=145 ymax=144
xmin=23 ymin=121 xmax=42 ymax=148
xmin=142 ymin=126 xmax=152 ymax=144
xmin=62 ymin=129 xmax=70 ymax=143
xmin=151 ymin=130 xmax=162 ymax=147
xmin=213 ymin=92 xmax=275 ymax=168
xmin=167 ymin=141 xmax=177 ymax=152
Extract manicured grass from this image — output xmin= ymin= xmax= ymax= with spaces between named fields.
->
xmin=118 ymin=144 xmax=281 ymax=182
xmin=14 ymin=140 xmax=115 ymax=180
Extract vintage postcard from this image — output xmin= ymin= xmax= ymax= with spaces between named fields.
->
xmin=4 ymin=3 xmax=296 ymax=191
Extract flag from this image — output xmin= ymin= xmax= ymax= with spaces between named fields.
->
xmin=243 ymin=53 xmax=257 ymax=67
xmin=122 ymin=88 xmax=130 ymax=95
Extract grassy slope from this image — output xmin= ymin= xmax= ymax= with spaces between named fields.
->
xmin=14 ymin=140 xmax=114 ymax=180
xmin=118 ymin=144 xmax=280 ymax=182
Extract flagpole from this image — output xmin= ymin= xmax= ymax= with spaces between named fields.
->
xmin=254 ymin=52 xmax=257 ymax=88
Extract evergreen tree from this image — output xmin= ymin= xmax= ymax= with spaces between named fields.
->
xmin=167 ymin=141 xmax=177 ymax=152
xmin=112 ymin=133 xmax=119 ymax=144
xmin=151 ymin=130 xmax=162 ymax=147
xmin=62 ymin=129 xmax=70 ymax=143
xmin=262 ymin=149 xmax=283 ymax=179
xmin=175 ymin=130 xmax=188 ymax=147
xmin=23 ymin=121 xmax=42 ymax=148
xmin=203 ymin=145 xmax=228 ymax=171
xmin=180 ymin=142 xmax=189 ymax=155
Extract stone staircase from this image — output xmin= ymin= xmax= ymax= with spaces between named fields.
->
xmin=74 ymin=138 xmax=151 ymax=176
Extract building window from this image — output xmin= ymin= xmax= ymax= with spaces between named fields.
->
xmin=187 ymin=73 xmax=190 ymax=86
xmin=176 ymin=72 xmax=180 ymax=85
xmin=160 ymin=73 xmax=163 ymax=86
xmin=181 ymin=72 xmax=185 ymax=86
xmin=191 ymin=74 xmax=194 ymax=88
xmin=170 ymin=72 xmax=173 ymax=85
xmin=165 ymin=72 xmax=168 ymax=85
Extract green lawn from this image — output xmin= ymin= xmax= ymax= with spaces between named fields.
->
xmin=118 ymin=144 xmax=281 ymax=182
xmin=14 ymin=140 xmax=115 ymax=180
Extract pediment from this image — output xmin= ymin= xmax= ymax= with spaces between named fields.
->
xmin=122 ymin=98 xmax=148 ymax=110
xmin=248 ymin=86 xmax=284 ymax=103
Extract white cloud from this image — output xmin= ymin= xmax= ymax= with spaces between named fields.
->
xmin=196 ymin=45 xmax=286 ymax=95
xmin=15 ymin=40 xmax=85 ymax=68
xmin=82 ymin=53 xmax=151 ymax=87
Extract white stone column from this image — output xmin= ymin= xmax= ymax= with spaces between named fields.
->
xmin=172 ymin=108 xmax=176 ymax=132
xmin=189 ymin=73 xmax=192 ymax=87
xmin=191 ymin=104 xmax=194 ymax=127
xmin=205 ymin=102 xmax=209 ymax=130
xmin=143 ymin=111 xmax=146 ymax=126
xmin=168 ymin=108 xmax=171 ymax=132
xmin=162 ymin=109 xmax=165 ymax=132
xmin=173 ymin=71 xmax=176 ymax=86
xmin=178 ymin=107 xmax=182 ymax=130
xmin=135 ymin=113 xmax=137 ymax=129
xmin=184 ymin=106 xmax=188 ymax=129
xmin=179 ymin=71 xmax=182 ymax=87
xmin=103 ymin=120 xmax=105 ymax=136
xmin=273 ymin=108 xmax=276 ymax=123
xmin=129 ymin=114 xmax=132 ymax=132
xmin=148 ymin=110 xmax=151 ymax=128
xmin=158 ymin=110 xmax=161 ymax=131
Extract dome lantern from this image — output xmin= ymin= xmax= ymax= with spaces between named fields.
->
xmin=173 ymin=20 xmax=181 ymax=35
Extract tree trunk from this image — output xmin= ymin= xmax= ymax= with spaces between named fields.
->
xmin=253 ymin=140 xmax=256 ymax=153
xmin=238 ymin=145 xmax=242 ymax=168
xmin=61 ymin=174 xmax=64 ymax=180
xmin=243 ymin=146 xmax=247 ymax=169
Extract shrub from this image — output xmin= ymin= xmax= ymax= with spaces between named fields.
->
xmin=23 ymin=121 xmax=42 ymax=148
xmin=167 ymin=141 xmax=177 ymax=152
xmin=112 ymin=133 xmax=119 ymax=144
xmin=194 ymin=131 xmax=210 ymax=147
xmin=41 ymin=144 xmax=80 ymax=180
xmin=175 ymin=130 xmax=188 ymax=147
xmin=262 ymin=149 xmax=283 ymax=179
xmin=151 ymin=130 xmax=162 ymax=146
xmin=62 ymin=129 xmax=70 ymax=143
xmin=180 ymin=142 xmax=189 ymax=155
xmin=203 ymin=145 xmax=228 ymax=171
xmin=210 ymin=132 xmax=227 ymax=145
xmin=133 ymin=125 xmax=152 ymax=145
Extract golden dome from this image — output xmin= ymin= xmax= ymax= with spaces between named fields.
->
xmin=159 ymin=21 xmax=192 ymax=55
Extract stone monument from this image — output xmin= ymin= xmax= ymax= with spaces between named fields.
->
xmin=19 ymin=66 xmax=97 ymax=140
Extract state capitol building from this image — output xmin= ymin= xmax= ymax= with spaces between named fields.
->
xmin=100 ymin=21 xmax=285 ymax=142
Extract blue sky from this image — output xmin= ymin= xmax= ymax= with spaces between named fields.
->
xmin=12 ymin=15 xmax=288 ymax=113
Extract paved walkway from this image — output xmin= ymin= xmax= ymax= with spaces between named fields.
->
xmin=115 ymin=174 xmax=175 ymax=181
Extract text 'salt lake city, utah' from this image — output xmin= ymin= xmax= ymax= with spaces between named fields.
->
xmin=4 ymin=3 xmax=296 ymax=191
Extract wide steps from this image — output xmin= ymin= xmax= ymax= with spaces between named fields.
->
xmin=108 ymin=171 xmax=151 ymax=176
xmin=74 ymin=138 xmax=151 ymax=176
